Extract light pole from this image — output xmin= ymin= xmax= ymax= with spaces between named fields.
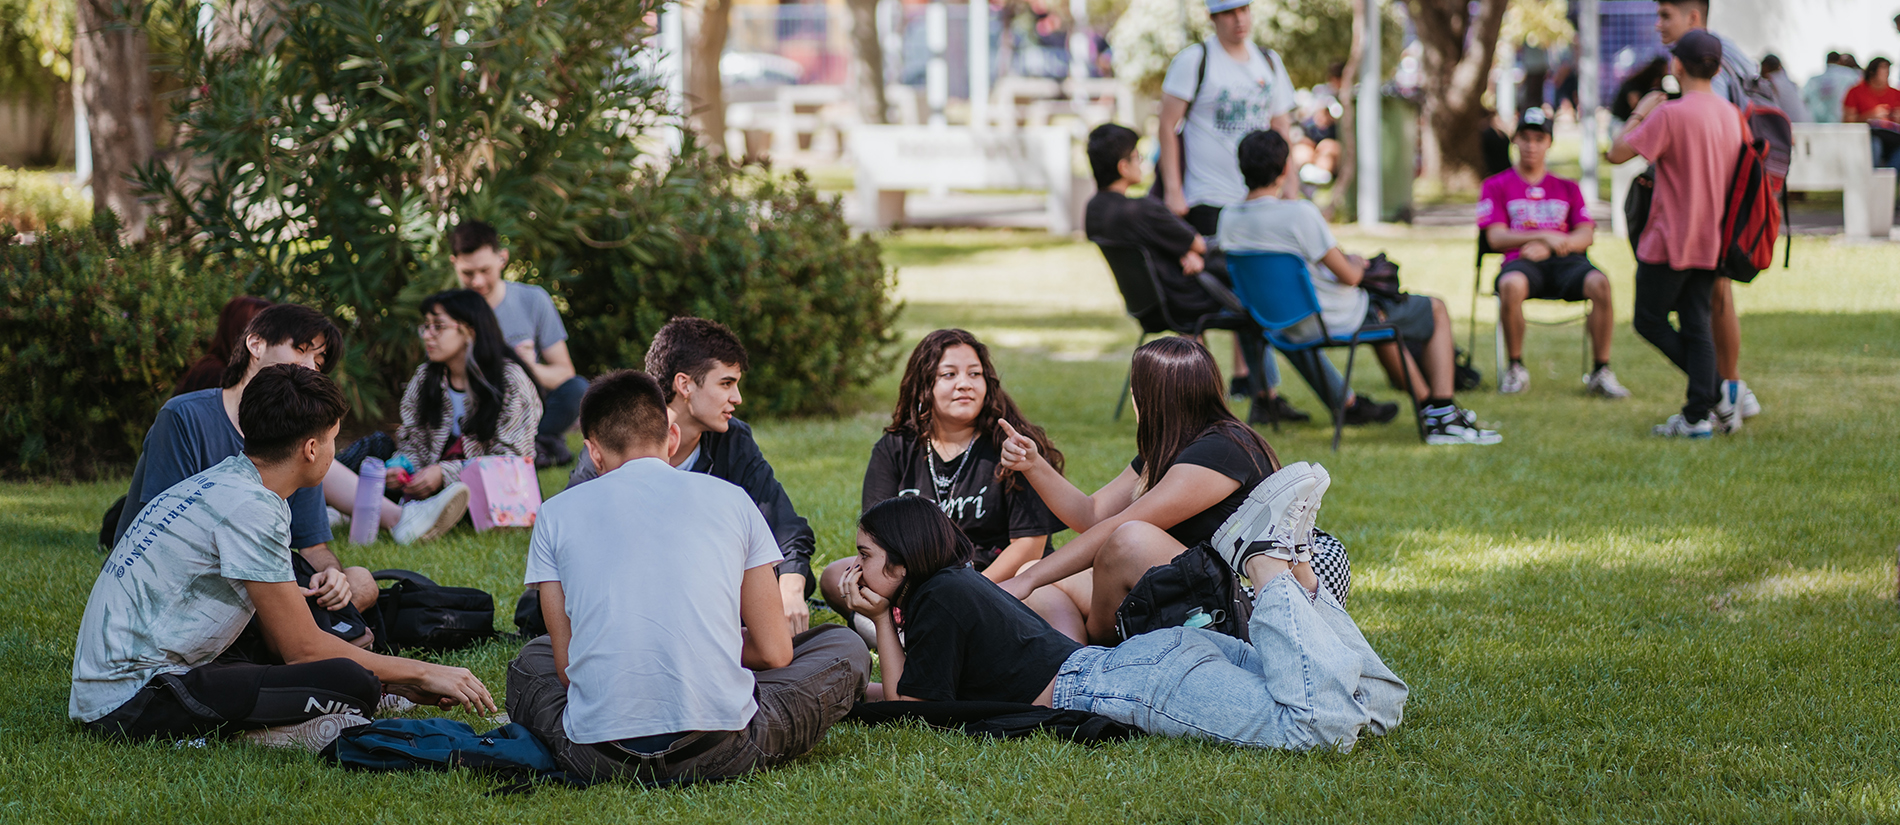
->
xmin=1356 ymin=0 xmax=1382 ymax=227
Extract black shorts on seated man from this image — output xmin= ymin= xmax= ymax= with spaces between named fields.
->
xmin=110 ymin=303 xmax=379 ymax=648
xmin=72 ymin=365 xmax=498 ymax=748
xmin=567 ymin=317 xmax=817 ymax=633
xmin=510 ymin=370 xmax=867 ymax=785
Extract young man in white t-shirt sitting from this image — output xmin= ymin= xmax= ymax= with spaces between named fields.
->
xmin=507 ymin=370 xmax=867 ymax=784
xmin=1217 ymin=130 xmax=1502 ymax=446
xmin=72 ymin=365 xmax=497 ymax=749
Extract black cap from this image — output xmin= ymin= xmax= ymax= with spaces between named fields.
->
xmin=1671 ymin=29 xmax=1723 ymax=64
xmin=1515 ymin=107 xmax=1551 ymax=137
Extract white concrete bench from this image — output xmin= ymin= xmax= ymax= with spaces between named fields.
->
xmin=1786 ymin=122 xmax=1895 ymax=240
xmin=851 ymin=125 xmax=1084 ymax=233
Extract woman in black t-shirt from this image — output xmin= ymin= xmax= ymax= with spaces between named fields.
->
xmin=997 ymin=336 xmax=1283 ymax=645
xmin=819 ymin=330 xmax=1067 ymax=626
xmin=837 ymin=497 xmax=1405 ymax=750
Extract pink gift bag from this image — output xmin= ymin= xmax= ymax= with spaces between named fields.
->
xmin=459 ymin=456 xmax=542 ymax=531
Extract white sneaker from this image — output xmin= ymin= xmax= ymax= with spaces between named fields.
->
xmin=377 ymin=693 xmax=417 ymax=713
xmin=1424 ymin=407 xmax=1503 ymax=446
xmin=1733 ymin=380 xmax=1761 ymax=418
xmin=1499 ymin=362 xmax=1530 ymax=394
xmin=1584 ymin=367 xmax=1631 ymax=399
xmin=240 ymin=712 xmax=369 ymax=751
xmin=1652 ymin=414 xmax=1714 ymax=439
xmin=326 ymin=506 xmax=350 ymax=532
xmin=1714 ymin=381 xmax=1744 ymax=433
xmin=1208 ymin=462 xmax=1322 ymax=574
xmin=391 ymin=482 xmax=469 ymax=545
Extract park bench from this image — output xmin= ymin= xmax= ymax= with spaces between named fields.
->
xmin=849 ymin=124 xmax=1085 ymax=233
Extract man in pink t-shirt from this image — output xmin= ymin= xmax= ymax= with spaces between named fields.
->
xmin=1608 ymin=30 xmax=1741 ymax=439
xmin=1478 ymin=107 xmax=1625 ymax=399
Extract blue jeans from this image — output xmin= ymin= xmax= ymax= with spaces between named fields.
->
xmin=539 ymin=376 xmax=589 ymax=441
xmin=1052 ymin=574 xmax=1407 ymax=751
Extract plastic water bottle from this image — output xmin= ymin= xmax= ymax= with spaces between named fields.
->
xmin=349 ymin=457 xmax=384 ymax=545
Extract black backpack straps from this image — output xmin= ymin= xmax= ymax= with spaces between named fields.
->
xmin=372 ymin=569 xmax=441 ymax=590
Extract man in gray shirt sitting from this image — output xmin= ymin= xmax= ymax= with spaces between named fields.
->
xmin=508 ymin=370 xmax=866 ymax=784
xmin=450 ymin=221 xmax=589 ymax=468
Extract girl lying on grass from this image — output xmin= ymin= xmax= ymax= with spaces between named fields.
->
xmin=837 ymin=493 xmax=1407 ymax=751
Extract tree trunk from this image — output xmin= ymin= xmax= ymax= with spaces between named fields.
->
xmin=74 ymin=0 xmax=155 ymax=239
xmin=685 ymin=0 xmax=732 ymax=156
xmin=1328 ymin=0 xmax=1364 ymax=222
xmin=1409 ymin=0 xmax=1508 ymax=191
xmin=847 ymin=0 xmax=888 ymax=125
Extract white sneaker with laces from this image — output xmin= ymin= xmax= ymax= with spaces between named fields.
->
xmin=392 ymin=482 xmax=470 ymax=545
xmin=1499 ymin=363 xmax=1530 ymax=394
xmin=1424 ymin=407 xmax=1503 ymax=446
xmin=1735 ymin=380 xmax=1761 ymax=418
xmin=1208 ymin=463 xmax=1322 ymax=574
xmin=240 ymin=712 xmax=369 ymax=751
xmin=326 ymin=506 xmax=349 ymax=532
xmin=1652 ymin=414 xmax=1714 ymax=439
xmin=1584 ymin=367 xmax=1631 ymax=399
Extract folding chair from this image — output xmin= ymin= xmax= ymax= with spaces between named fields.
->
xmin=1093 ymin=238 xmax=1257 ymax=421
xmin=1225 ymin=252 xmax=1420 ymax=451
xmin=1468 ymin=231 xmax=1593 ymax=385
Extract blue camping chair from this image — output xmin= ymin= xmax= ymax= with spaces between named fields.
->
xmin=1225 ymin=252 xmax=1421 ymax=451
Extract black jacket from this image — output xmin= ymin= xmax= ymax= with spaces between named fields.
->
xmin=566 ymin=419 xmax=816 ymax=591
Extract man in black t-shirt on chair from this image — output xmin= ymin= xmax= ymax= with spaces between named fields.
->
xmin=1084 ymin=123 xmax=1398 ymax=428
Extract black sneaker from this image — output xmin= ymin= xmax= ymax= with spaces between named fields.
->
xmin=534 ymin=434 xmax=575 ymax=469
xmin=1229 ymin=375 xmax=1250 ymax=401
xmin=1340 ymin=395 xmax=1399 ymax=425
xmin=1248 ymin=395 xmax=1312 ymax=426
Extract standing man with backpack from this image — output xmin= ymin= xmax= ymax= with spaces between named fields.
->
xmin=1157 ymin=0 xmax=1297 ymax=235
xmin=1609 ymin=31 xmax=1741 ymax=439
xmin=1653 ymin=0 xmax=1763 ymax=431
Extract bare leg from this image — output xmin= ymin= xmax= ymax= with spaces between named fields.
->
xmin=1497 ymin=273 xmax=1530 ymax=361
xmin=1424 ymin=297 xmax=1457 ymax=398
xmin=1085 ymin=522 xmax=1190 ymax=645
xmin=1374 ymin=341 xmax=1431 ymax=403
xmin=1710 ymin=277 xmax=1740 ymax=381
xmin=322 ymin=461 xmax=402 ymax=530
xmin=1024 ymin=587 xmax=1086 ymax=643
xmin=1583 ymin=270 xmax=1614 ymax=365
xmin=1231 ymin=336 xmax=1250 ymax=381
xmin=818 ymin=557 xmax=854 ymax=616
xmin=1312 ymin=138 xmax=1341 ymax=176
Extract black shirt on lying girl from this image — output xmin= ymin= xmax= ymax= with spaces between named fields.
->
xmin=1128 ymin=426 xmax=1276 ymax=549
xmin=897 ymin=567 xmax=1082 ymax=703
xmin=862 ymin=432 xmax=1066 ymax=571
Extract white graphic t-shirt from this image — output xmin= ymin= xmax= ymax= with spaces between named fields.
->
xmin=1163 ymin=39 xmax=1297 ymax=209
xmin=71 ymin=455 xmax=294 ymax=723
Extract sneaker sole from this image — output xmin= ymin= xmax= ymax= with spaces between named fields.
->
xmin=1208 ymin=463 xmax=1319 ymax=571
xmin=1425 ymin=433 xmax=1503 ymax=445
xmin=1294 ymin=466 xmax=1332 ymax=549
xmin=421 ymin=484 xmax=470 ymax=542
xmin=240 ymin=712 xmax=369 ymax=751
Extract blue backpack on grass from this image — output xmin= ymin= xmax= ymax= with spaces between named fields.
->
xmin=322 ymin=718 xmax=578 ymax=792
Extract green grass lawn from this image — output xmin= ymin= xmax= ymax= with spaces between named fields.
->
xmin=4 ymin=229 xmax=1898 ymax=822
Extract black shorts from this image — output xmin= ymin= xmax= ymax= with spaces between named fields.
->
xmin=1497 ymin=254 xmax=1599 ymax=302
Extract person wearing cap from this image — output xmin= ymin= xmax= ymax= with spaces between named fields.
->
xmin=1478 ymin=108 xmax=1628 ymax=399
xmin=1653 ymin=0 xmax=1762 ymax=432
xmin=1156 ymin=0 xmax=1299 ymax=236
xmin=1608 ymin=30 xmax=1742 ymax=439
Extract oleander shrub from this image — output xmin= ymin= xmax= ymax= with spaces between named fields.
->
xmin=139 ymin=0 xmax=897 ymax=419
xmin=0 ymin=213 xmax=228 ymax=477
xmin=560 ymin=155 xmax=900 ymax=417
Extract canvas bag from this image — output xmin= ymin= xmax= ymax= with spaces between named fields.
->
xmin=459 ymin=455 xmax=542 ymax=531
xmin=322 ymin=718 xmax=578 ymax=792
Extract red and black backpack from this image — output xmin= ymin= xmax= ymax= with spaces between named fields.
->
xmin=1717 ymin=107 xmax=1786 ymax=282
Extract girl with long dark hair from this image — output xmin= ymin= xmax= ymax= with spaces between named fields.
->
xmin=838 ymin=496 xmax=1405 ymax=750
xmin=323 ymin=289 xmax=541 ymax=544
xmin=173 ymin=296 xmax=273 ymax=396
xmin=818 ymin=330 xmax=1067 ymax=634
xmin=996 ymin=336 xmax=1286 ymax=644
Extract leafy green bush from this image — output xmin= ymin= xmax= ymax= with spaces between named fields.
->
xmin=560 ymin=156 xmax=900 ymax=417
xmin=140 ymin=0 xmax=898 ymax=419
xmin=0 ymin=213 xmax=228 ymax=477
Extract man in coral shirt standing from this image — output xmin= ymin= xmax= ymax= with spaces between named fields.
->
xmin=1607 ymin=31 xmax=1741 ymax=439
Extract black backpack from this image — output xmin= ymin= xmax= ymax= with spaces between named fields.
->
xmin=368 ymin=570 xmax=497 ymax=654
xmin=513 ymin=587 xmax=546 ymax=640
xmin=1116 ymin=542 xmax=1255 ymax=643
